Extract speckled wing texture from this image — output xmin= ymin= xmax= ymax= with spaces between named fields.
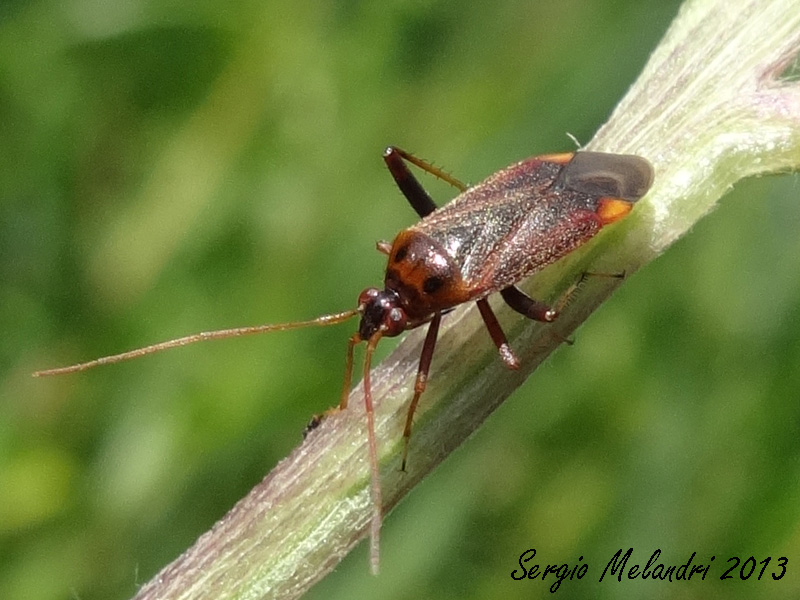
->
xmin=409 ymin=156 xmax=595 ymax=296
xmin=409 ymin=152 xmax=650 ymax=300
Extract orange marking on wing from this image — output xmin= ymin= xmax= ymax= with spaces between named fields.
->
xmin=596 ymin=197 xmax=634 ymax=224
xmin=537 ymin=152 xmax=574 ymax=164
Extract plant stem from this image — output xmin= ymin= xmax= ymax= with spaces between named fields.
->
xmin=132 ymin=0 xmax=800 ymax=598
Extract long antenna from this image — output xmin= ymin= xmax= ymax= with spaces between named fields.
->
xmin=362 ymin=329 xmax=384 ymax=575
xmin=33 ymin=310 xmax=359 ymax=377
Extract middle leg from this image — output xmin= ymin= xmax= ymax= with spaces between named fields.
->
xmin=476 ymin=298 xmax=520 ymax=369
xmin=501 ymin=271 xmax=626 ymax=322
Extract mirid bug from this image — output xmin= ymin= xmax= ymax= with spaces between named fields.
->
xmin=34 ymin=146 xmax=654 ymax=572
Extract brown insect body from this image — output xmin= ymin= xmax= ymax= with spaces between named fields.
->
xmin=363 ymin=150 xmax=652 ymax=339
xmin=348 ymin=149 xmax=651 ymax=572
xmin=34 ymin=146 xmax=654 ymax=575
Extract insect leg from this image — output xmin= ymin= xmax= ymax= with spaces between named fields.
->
xmin=500 ymin=285 xmax=558 ymax=322
xmin=560 ymin=271 xmax=625 ymax=312
xmin=401 ymin=311 xmax=442 ymax=471
xmin=383 ymin=147 xmax=438 ymax=218
xmin=305 ymin=332 xmax=361 ymax=436
xmin=502 ymin=272 xmax=625 ymax=325
xmin=386 ymin=147 xmax=468 ymax=192
xmin=383 ymin=147 xmax=468 ymax=218
xmin=476 ymin=298 xmax=520 ymax=370
xmin=338 ymin=333 xmax=361 ymax=410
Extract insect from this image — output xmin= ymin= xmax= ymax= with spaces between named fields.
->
xmin=34 ymin=146 xmax=654 ymax=572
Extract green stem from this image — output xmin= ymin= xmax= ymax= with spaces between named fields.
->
xmin=132 ymin=0 xmax=800 ymax=598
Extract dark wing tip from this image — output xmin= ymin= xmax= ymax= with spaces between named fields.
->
xmin=556 ymin=151 xmax=654 ymax=202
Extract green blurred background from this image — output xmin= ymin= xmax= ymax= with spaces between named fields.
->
xmin=3 ymin=0 xmax=799 ymax=598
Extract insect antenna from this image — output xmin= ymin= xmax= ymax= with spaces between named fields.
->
xmin=32 ymin=309 xmax=360 ymax=377
xmin=362 ymin=329 xmax=384 ymax=575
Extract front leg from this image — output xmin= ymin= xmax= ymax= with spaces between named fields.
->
xmin=402 ymin=312 xmax=443 ymax=471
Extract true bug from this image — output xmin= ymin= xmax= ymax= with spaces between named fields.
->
xmin=34 ymin=147 xmax=654 ymax=572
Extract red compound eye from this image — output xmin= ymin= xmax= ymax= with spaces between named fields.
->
xmin=382 ymin=307 xmax=407 ymax=337
xmin=357 ymin=287 xmax=381 ymax=309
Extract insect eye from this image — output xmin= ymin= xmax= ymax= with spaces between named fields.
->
xmin=357 ymin=288 xmax=381 ymax=308
xmin=382 ymin=307 xmax=407 ymax=336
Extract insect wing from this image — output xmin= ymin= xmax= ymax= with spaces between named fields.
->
xmin=409 ymin=152 xmax=653 ymax=296
xmin=481 ymin=151 xmax=653 ymax=289
xmin=554 ymin=151 xmax=654 ymax=201
xmin=410 ymin=157 xmax=568 ymax=289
